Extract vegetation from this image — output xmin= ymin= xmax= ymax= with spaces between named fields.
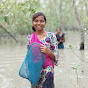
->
xmin=0 ymin=0 xmax=88 ymax=34
xmin=0 ymin=0 xmax=40 ymax=35
xmin=0 ymin=0 xmax=88 ymax=48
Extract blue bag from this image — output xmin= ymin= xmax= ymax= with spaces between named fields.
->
xmin=19 ymin=43 xmax=45 ymax=87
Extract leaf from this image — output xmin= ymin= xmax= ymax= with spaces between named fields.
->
xmin=21 ymin=3 xmax=25 ymax=6
xmin=0 ymin=10 xmax=3 ymax=14
xmin=4 ymin=16 xmax=8 ymax=22
xmin=22 ymin=10 xmax=26 ymax=14
xmin=2 ymin=16 xmax=8 ymax=22
xmin=72 ymin=64 xmax=80 ymax=71
xmin=76 ymin=64 xmax=80 ymax=69
xmin=31 ymin=9 xmax=36 ymax=13
xmin=72 ymin=67 xmax=76 ymax=70
xmin=82 ymin=70 xmax=84 ymax=73
xmin=69 ymin=45 xmax=72 ymax=49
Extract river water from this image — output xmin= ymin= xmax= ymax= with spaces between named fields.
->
xmin=0 ymin=31 xmax=88 ymax=88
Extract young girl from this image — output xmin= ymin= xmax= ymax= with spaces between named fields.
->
xmin=27 ymin=12 xmax=59 ymax=88
xmin=56 ymin=28 xmax=65 ymax=49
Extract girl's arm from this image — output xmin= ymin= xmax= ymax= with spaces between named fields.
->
xmin=40 ymin=33 xmax=59 ymax=65
xmin=60 ymin=36 xmax=65 ymax=43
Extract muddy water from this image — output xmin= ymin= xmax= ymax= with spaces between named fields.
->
xmin=0 ymin=31 xmax=88 ymax=88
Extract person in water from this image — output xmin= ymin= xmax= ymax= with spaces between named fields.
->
xmin=56 ymin=28 xmax=65 ymax=49
xmin=27 ymin=12 xmax=59 ymax=88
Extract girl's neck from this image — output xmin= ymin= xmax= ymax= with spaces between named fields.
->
xmin=58 ymin=33 xmax=60 ymax=35
xmin=36 ymin=30 xmax=45 ymax=35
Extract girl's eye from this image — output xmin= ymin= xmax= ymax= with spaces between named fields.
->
xmin=40 ymin=20 xmax=44 ymax=22
xmin=34 ymin=20 xmax=38 ymax=22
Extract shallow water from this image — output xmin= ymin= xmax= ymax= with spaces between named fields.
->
xmin=55 ymin=49 xmax=88 ymax=88
xmin=0 ymin=31 xmax=88 ymax=88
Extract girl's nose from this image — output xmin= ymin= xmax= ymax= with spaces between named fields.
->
xmin=37 ymin=21 xmax=41 ymax=24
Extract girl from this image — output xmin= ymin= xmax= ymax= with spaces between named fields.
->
xmin=56 ymin=28 xmax=65 ymax=49
xmin=27 ymin=12 xmax=59 ymax=88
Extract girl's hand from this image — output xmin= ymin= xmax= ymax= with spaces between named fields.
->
xmin=58 ymin=42 xmax=60 ymax=44
xmin=60 ymin=39 xmax=64 ymax=43
xmin=40 ymin=44 xmax=56 ymax=61
xmin=40 ymin=44 xmax=50 ymax=54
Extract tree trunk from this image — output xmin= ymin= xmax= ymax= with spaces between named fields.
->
xmin=84 ymin=0 xmax=88 ymax=16
xmin=54 ymin=0 xmax=64 ymax=31
xmin=59 ymin=0 xmax=63 ymax=29
xmin=49 ymin=0 xmax=52 ymax=31
xmin=0 ymin=24 xmax=19 ymax=43
xmin=71 ymin=0 xmax=84 ymax=50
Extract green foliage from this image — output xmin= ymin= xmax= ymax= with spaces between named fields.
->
xmin=0 ymin=10 xmax=3 ymax=14
xmin=81 ymin=16 xmax=88 ymax=27
xmin=72 ymin=64 xmax=80 ymax=84
xmin=0 ymin=0 xmax=40 ymax=34
xmin=82 ymin=70 xmax=84 ymax=73
xmin=69 ymin=45 xmax=72 ymax=49
xmin=72 ymin=64 xmax=80 ymax=74
xmin=2 ymin=16 xmax=8 ymax=22
xmin=0 ymin=0 xmax=88 ymax=35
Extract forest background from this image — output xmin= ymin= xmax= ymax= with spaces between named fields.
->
xmin=0 ymin=0 xmax=88 ymax=49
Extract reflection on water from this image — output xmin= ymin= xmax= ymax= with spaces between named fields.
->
xmin=0 ymin=31 xmax=88 ymax=88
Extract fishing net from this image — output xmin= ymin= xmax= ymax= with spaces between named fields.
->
xmin=19 ymin=43 xmax=45 ymax=87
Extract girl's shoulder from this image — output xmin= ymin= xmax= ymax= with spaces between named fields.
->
xmin=47 ymin=32 xmax=54 ymax=35
xmin=47 ymin=32 xmax=56 ymax=38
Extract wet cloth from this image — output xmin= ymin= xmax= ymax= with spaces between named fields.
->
xmin=27 ymin=32 xmax=59 ymax=88
xmin=19 ymin=43 xmax=45 ymax=87
xmin=30 ymin=32 xmax=55 ymax=68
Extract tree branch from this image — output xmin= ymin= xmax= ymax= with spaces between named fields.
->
xmin=0 ymin=24 xmax=19 ymax=43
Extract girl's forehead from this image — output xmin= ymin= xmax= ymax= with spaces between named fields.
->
xmin=57 ymin=29 xmax=60 ymax=31
xmin=35 ymin=16 xmax=44 ymax=20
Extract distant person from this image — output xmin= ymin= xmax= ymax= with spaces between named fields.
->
xmin=56 ymin=28 xmax=65 ymax=49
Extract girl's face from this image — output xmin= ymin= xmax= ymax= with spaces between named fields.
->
xmin=57 ymin=29 xmax=61 ymax=34
xmin=33 ymin=16 xmax=46 ymax=31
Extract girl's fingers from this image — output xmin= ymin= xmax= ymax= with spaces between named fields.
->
xmin=40 ymin=49 xmax=45 ymax=53
xmin=40 ymin=45 xmax=47 ymax=54
xmin=40 ymin=47 xmax=44 ymax=49
xmin=40 ymin=47 xmax=46 ymax=53
xmin=40 ymin=44 xmax=44 ymax=46
xmin=40 ymin=45 xmax=45 ymax=49
xmin=41 ymin=50 xmax=44 ymax=53
xmin=40 ymin=48 xmax=44 ymax=51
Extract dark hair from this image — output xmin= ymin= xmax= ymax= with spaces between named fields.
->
xmin=32 ymin=12 xmax=46 ymax=32
xmin=56 ymin=28 xmax=61 ymax=31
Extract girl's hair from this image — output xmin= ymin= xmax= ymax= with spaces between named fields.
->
xmin=32 ymin=12 xmax=46 ymax=32
xmin=56 ymin=28 xmax=61 ymax=31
